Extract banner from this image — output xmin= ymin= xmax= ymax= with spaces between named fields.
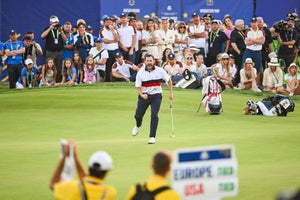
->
xmin=100 ymin=0 xmax=156 ymax=19
xmin=182 ymin=0 xmax=253 ymax=25
xmin=157 ymin=0 xmax=181 ymax=21
xmin=256 ymin=0 xmax=299 ymax=26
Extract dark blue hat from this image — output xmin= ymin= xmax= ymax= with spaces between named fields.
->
xmin=120 ymin=13 xmax=126 ymax=18
xmin=168 ymin=53 xmax=175 ymax=59
xmin=115 ymin=52 xmax=123 ymax=57
xmin=10 ymin=30 xmax=17 ymax=35
xmin=87 ymin=25 xmax=93 ymax=30
xmin=102 ymin=15 xmax=112 ymax=21
xmin=192 ymin=13 xmax=198 ymax=18
xmin=95 ymin=38 xmax=102 ymax=43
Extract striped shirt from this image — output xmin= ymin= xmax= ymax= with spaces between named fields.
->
xmin=135 ymin=66 xmax=170 ymax=95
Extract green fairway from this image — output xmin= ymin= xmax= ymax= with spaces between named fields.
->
xmin=0 ymin=84 xmax=299 ymax=200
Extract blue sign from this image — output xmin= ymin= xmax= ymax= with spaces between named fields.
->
xmin=178 ymin=149 xmax=232 ymax=163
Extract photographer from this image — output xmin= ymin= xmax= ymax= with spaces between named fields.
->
xmin=41 ymin=15 xmax=67 ymax=82
xmin=24 ymin=31 xmax=43 ymax=66
xmin=22 ymin=34 xmax=43 ymax=66
xmin=276 ymin=14 xmax=298 ymax=72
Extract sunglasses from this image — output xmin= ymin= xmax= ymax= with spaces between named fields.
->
xmin=186 ymin=57 xmax=193 ymax=60
xmin=179 ymin=26 xmax=186 ymax=28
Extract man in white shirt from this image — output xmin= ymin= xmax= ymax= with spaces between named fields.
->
xmin=89 ymin=38 xmax=109 ymax=82
xmin=132 ymin=54 xmax=173 ymax=144
xmin=243 ymin=17 xmax=265 ymax=87
xmin=188 ymin=13 xmax=207 ymax=58
xmin=100 ymin=15 xmax=120 ymax=82
xmin=117 ymin=13 xmax=136 ymax=63
xmin=111 ymin=52 xmax=139 ymax=82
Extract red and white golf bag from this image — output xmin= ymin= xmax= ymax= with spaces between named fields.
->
xmin=201 ymin=76 xmax=225 ymax=114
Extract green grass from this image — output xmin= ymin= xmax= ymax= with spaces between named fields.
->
xmin=0 ymin=84 xmax=299 ymax=200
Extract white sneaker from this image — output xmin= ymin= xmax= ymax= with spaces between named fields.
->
xmin=148 ymin=137 xmax=156 ymax=144
xmin=289 ymin=93 xmax=294 ymax=97
xmin=132 ymin=125 xmax=140 ymax=136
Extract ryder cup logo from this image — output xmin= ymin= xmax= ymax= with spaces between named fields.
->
xmin=206 ymin=0 xmax=214 ymax=6
xmin=129 ymin=0 xmax=135 ymax=6
xmin=167 ymin=5 xmax=172 ymax=11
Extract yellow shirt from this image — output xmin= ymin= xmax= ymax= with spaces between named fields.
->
xmin=126 ymin=174 xmax=181 ymax=200
xmin=54 ymin=176 xmax=117 ymax=200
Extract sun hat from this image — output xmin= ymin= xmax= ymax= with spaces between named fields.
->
xmin=268 ymin=52 xmax=278 ymax=59
xmin=188 ymin=44 xmax=200 ymax=52
xmin=221 ymin=53 xmax=229 ymax=59
xmin=268 ymin=57 xmax=279 ymax=67
xmin=287 ymin=63 xmax=298 ymax=74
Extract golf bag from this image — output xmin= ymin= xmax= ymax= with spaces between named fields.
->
xmin=201 ymin=76 xmax=226 ymax=114
xmin=175 ymin=69 xmax=201 ymax=89
xmin=245 ymin=94 xmax=295 ymax=116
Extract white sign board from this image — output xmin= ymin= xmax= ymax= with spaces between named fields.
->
xmin=171 ymin=145 xmax=238 ymax=200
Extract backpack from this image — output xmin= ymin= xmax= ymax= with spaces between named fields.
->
xmin=131 ymin=183 xmax=170 ymax=200
xmin=246 ymin=94 xmax=295 ymax=116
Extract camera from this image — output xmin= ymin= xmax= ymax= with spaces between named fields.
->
xmin=273 ymin=20 xmax=288 ymax=33
xmin=54 ymin=23 xmax=62 ymax=29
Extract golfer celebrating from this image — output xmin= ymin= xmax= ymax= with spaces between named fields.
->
xmin=132 ymin=54 xmax=173 ymax=144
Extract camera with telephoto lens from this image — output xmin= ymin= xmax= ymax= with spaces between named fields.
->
xmin=273 ymin=20 xmax=288 ymax=33
xmin=54 ymin=23 xmax=62 ymax=29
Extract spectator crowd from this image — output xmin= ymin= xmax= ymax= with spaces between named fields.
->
xmin=1 ymin=11 xmax=300 ymax=95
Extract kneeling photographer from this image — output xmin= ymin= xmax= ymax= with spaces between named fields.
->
xmin=274 ymin=13 xmax=299 ymax=72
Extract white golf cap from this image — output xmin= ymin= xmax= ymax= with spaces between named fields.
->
xmin=25 ymin=58 xmax=33 ymax=65
xmin=50 ymin=16 xmax=59 ymax=23
xmin=88 ymin=151 xmax=113 ymax=171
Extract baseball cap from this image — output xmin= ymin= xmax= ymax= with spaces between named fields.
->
xmin=10 ymin=30 xmax=17 ymax=35
xmin=287 ymin=13 xmax=296 ymax=21
xmin=88 ymin=151 xmax=113 ymax=171
xmin=168 ymin=53 xmax=175 ymax=59
xmin=111 ymin=15 xmax=119 ymax=21
xmin=251 ymin=17 xmax=257 ymax=22
xmin=203 ymin=13 xmax=212 ymax=20
xmin=50 ymin=16 xmax=59 ymax=23
xmin=192 ymin=13 xmax=199 ymax=18
xmin=86 ymin=25 xmax=93 ymax=30
xmin=211 ymin=19 xmax=218 ymax=24
xmin=120 ymin=13 xmax=126 ymax=18
xmin=95 ymin=38 xmax=102 ymax=43
xmin=25 ymin=58 xmax=33 ymax=65
xmin=102 ymin=15 xmax=112 ymax=21
xmin=115 ymin=52 xmax=123 ymax=57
